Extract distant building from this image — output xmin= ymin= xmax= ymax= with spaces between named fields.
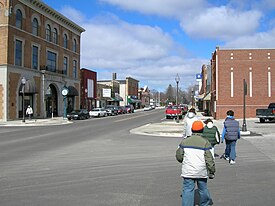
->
xmin=80 ymin=68 xmax=97 ymax=110
xmin=138 ymin=86 xmax=150 ymax=107
xmin=0 ymin=0 xmax=85 ymax=121
xmin=118 ymin=76 xmax=140 ymax=108
xmin=210 ymin=47 xmax=275 ymax=119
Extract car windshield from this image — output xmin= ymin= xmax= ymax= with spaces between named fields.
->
xmin=92 ymin=109 xmax=100 ymax=111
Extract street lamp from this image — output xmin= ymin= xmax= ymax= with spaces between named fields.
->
xmin=21 ymin=77 xmax=26 ymax=122
xmin=175 ymin=73 xmax=180 ymax=123
xmin=85 ymin=88 xmax=88 ymax=109
xmin=191 ymin=88 xmax=194 ymax=108
xmin=41 ymin=69 xmax=46 ymax=118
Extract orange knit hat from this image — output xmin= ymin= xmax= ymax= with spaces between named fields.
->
xmin=192 ymin=120 xmax=204 ymax=131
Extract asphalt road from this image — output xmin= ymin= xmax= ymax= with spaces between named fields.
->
xmin=0 ymin=109 xmax=275 ymax=206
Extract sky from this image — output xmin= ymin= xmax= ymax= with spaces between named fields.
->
xmin=42 ymin=0 xmax=275 ymax=92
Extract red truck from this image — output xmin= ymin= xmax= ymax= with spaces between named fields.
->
xmin=165 ymin=105 xmax=183 ymax=119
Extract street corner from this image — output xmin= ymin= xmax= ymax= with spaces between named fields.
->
xmin=130 ymin=122 xmax=183 ymax=137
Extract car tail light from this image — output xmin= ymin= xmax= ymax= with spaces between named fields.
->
xmin=273 ymin=109 xmax=275 ymax=114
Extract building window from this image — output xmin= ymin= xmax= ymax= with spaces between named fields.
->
xmin=47 ymin=51 xmax=57 ymax=72
xmin=32 ymin=45 xmax=38 ymax=69
xmin=73 ymin=60 xmax=77 ymax=78
xmin=32 ymin=18 xmax=39 ymax=36
xmin=46 ymin=24 xmax=51 ymax=42
xmin=52 ymin=28 xmax=58 ymax=44
xmin=16 ymin=9 xmax=23 ymax=29
xmin=15 ymin=39 xmax=23 ymax=66
xmin=63 ymin=34 xmax=68 ymax=48
xmin=63 ymin=57 xmax=68 ymax=75
xmin=73 ymin=39 xmax=77 ymax=52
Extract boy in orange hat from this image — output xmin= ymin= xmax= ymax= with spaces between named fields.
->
xmin=176 ymin=120 xmax=215 ymax=206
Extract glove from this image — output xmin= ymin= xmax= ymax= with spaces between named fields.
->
xmin=209 ymin=174 xmax=215 ymax=179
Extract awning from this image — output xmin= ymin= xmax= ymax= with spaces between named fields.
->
xmin=195 ymin=93 xmax=205 ymax=100
xmin=203 ymin=93 xmax=211 ymax=101
xmin=68 ymin=86 xmax=79 ymax=96
xmin=107 ymin=97 xmax=123 ymax=102
xmin=128 ymin=98 xmax=141 ymax=103
xmin=19 ymin=80 xmax=37 ymax=94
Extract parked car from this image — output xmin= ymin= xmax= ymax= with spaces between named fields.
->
xmin=165 ymin=105 xmax=182 ymax=119
xmin=117 ymin=106 xmax=126 ymax=114
xmin=144 ymin=105 xmax=152 ymax=111
xmin=67 ymin=109 xmax=90 ymax=120
xmin=89 ymin=108 xmax=107 ymax=118
xmin=256 ymin=103 xmax=275 ymax=123
xmin=105 ymin=105 xmax=118 ymax=116
xmin=125 ymin=105 xmax=134 ymax=113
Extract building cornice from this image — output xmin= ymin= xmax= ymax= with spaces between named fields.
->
xmin=19 ymin=0 xmax=85 ymax=35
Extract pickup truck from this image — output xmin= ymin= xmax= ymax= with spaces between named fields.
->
xmin=256 ymin=103 xmax=275 ymax=123
xmin=165 ymin=105 xmax=182 ymax=119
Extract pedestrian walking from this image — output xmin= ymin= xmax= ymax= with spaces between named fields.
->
xmin=202 ymin=118 xmax=220 ymax=158
xmin=221 ymin=110 xmax=240 ymax=165
xmin=26 ymin=105 xmax=33 ymax=121
xmin=182 ymin=108 xmax=198 ymax=138
xmin=176 ymin=120 xmax=215 ymax=206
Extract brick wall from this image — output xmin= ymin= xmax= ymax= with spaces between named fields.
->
xmin=212 ymin=48 xmax=275 ymax=119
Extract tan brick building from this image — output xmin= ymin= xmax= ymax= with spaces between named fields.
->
xmin=0 ymin=0 xmax=85 ymax=121
xmin=210 ymin=47 xmax=275 ymax=119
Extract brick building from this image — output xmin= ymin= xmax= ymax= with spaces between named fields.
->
xmin=0 ymin=0 xmax=85 ymax=121
xmin=210 ymin=47 xmax=275 ymax=119
xmin=80 ymin=68 xmax=97 ymax=110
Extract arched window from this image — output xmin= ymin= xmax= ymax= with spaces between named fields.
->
xmin=32 ymin=18 xmax=39 ymax=36
xmin=52 ymin=28 xmax=58 ymax=44
xmin=16 ymin=9 xmax=23 ymax=29
xmin=73 ymin=39 xmax=77 ymax=52
xmin=46 ymin=24 xmax=51 ymax=41
xmin=63 ymin=34 xmax=68 ymax=48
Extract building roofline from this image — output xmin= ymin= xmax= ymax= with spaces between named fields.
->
xmin=218 ymin=47 xmax=275 ymax=51
xmin=21 ymin=0 xmax=85 ymax=34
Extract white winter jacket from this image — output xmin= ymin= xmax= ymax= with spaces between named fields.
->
xmin=183 ymin=112 xmax=198 ymax=137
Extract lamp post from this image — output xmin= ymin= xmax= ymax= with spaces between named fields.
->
xmin=21 ymin=77 xmax=26 ymax=122
xmin=62 ymin=87 xmax=69 ymax=119
xmin=175 ymin=73 xmax=180 ymax=123
xmin=242 ymin=79 xmax=247 ymax=132
xmin=41 ymin=69 xmax=46 ymax=118
xmin=191 ymin=88 xmax=194 ymax=108
xmin=85 ymin=88 xmax=88 ymax=109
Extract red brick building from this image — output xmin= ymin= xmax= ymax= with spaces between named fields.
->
xmin=210 ymin=47 xmax=275 ymax=119
xmin=80 ymin=68 xmax=97 ymax=110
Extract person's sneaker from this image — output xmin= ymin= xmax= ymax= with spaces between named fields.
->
xmin=230 ymin=160 xmax=236 ymax=165
xmin=225 ymin=157 xmax=230 ymax=161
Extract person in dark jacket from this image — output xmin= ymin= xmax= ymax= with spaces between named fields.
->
xmin=202 ymin=118 xmax=220 ymax=158
xmin=221 ymin=110 xmax=240 ymax=165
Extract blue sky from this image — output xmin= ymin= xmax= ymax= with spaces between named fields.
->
xmin=42 ymin=0 xmax=275 ymax=92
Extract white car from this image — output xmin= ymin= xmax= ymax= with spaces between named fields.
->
xmin=144 ymin=105 xmax=152 ymax=111
xmin=89 ymin=108 xmax=107 ymax=117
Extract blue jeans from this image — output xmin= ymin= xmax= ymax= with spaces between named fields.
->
xmin=225 ymin=140 xmax=237 ymax=160
xmin=182 ymin=178 xmax=212 ymax=206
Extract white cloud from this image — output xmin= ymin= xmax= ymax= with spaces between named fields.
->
xmin=76 ymin=13 xmax=205 ymax=90
xmin=180 ymin=6 xmax=262 ymax=41
xmin=99 ymin=0 xmax=205 ymax=17
xmin=224 ymin=28 xmax=275 ymax=48
xmin=59 ymin=6 xmax=85 ymax=24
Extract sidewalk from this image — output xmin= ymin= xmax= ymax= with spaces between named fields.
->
xmin=130 ymin=112 xmax=259 ymax=138
xmin=0 ymin=117 xmax=71 ymax=126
